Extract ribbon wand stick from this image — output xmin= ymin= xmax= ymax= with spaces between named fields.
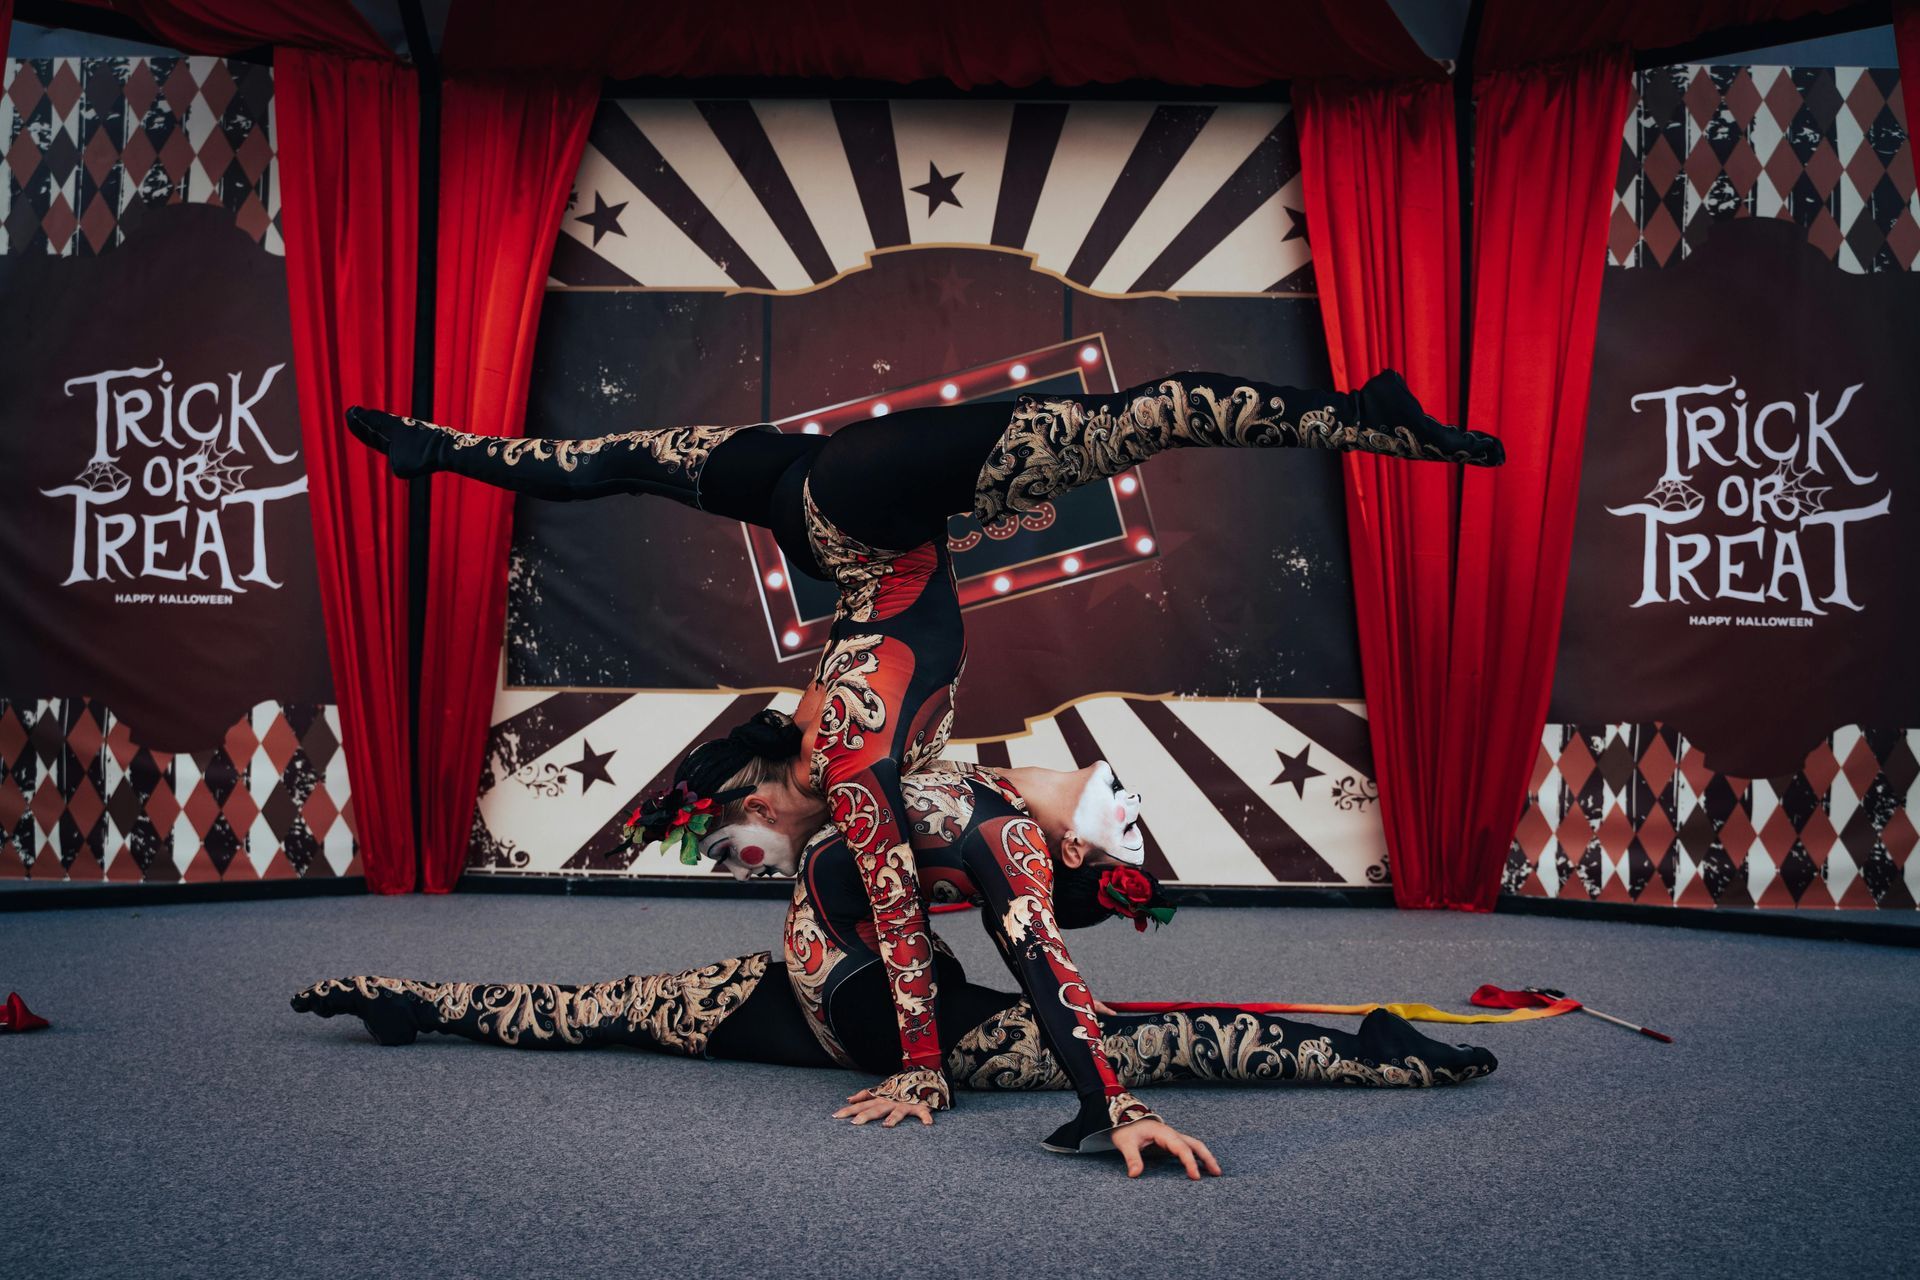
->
xmin=1526 ymin=987 xmax=1673 ymax=1043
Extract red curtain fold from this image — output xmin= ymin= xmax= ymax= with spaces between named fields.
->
xmin=1300 ymin=52 xmax=1630 ymax=910
xmin=440 ymin=0 xmax=1436 ymax=85
xmin=83 ymin=0 xmax=389 ymax=56
xmin=277 ymin=50 xmax=420 ymax=893
xmin=1442 ymin=51 xmax=1634 ymax=909
xmin=1898 ymin=2 xmax=1920 ymax=113
xmin=1475 ymin=0 xmax=1858 ymax=69
xmin=417 ymin=76 xmax=598 ymax=892
xmin=1295 ymin=80 xmax=1465 ymax=910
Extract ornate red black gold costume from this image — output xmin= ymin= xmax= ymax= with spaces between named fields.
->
xmin=342 ymin=369 xmax=1503 ymax=1121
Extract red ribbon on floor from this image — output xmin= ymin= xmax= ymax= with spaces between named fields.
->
xmin=1109 ymin=985 xmax=1582 ymax=1027
xmin=0 ymin=992 xmax=50 ymax=1033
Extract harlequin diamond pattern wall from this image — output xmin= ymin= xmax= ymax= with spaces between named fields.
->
xmin=1506 ymin=724 xmax=1918 ymax=910
xmin=2 ymin=55 xmax=281 ymax=257
xmin=1609 ymin=64 xmax=1916 ymax=272
xmin=0 ymin=699 xmax=358 ymax=882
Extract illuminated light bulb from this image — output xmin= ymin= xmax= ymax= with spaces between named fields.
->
xmin=802 ymin=421 xmax=822 ymax=435
xmin=871 ymin=402 xmax=890 ymax=416
xmin=782 ymin=630 xmax=802 ymax=647
xmin=1135 ymin=537 xmax=1155 ymax=554
xmin=1009 ymin=363 xmax=1029 ymax=381
xmin=992 ymin=575 xmax=1012 ymax=594
xmin=1117 ymin=475 xmax=1138 ymax=494
xmin=940 ymin=383 xmax=960 ymax=400
xmin=1080 ymin=346 xmax=1100 ymax=364
xmin=765 ymin=571 xmax=785 ymax=589
xmin=1062 ymin=556 xmax=1081 ymax=574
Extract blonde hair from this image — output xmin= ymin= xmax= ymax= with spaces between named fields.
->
xmin=712 ymin=751 xmax=799 ymax=827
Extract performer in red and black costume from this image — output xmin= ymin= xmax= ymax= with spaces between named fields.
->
xmin=345 ymin=369 xmax=1502 ymax=1126
xmin=293 ymin=757 xmax=1498 ymax=1177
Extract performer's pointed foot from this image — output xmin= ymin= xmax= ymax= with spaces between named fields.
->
xmin=344 ymin=407 xmax=448 ymax=480
xmin=1358 ymin=1007 xmax=1498 ymax=1083
xmin=1355 ymin=370 xmax=1505 ymax=467
xmin=292 ymin=979 xmax=419 ymax=1046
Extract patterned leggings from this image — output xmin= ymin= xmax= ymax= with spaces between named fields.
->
xmin=948 ymin=999 xmax=1498 ymax=1091
xmin=293 ymin=963 xmax=1496 ymax=1088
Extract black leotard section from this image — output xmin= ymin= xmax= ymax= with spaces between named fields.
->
xmin=697 ymin=428 xmax=823 ymax=525
xmin=768 ymin=450 xmax=828 ymax=580
xmin=802 ymin=401 xmax=1015 ymax=552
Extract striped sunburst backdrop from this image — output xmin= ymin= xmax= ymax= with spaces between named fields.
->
xmin=548 ymin=98 xmax=1313 ymax=297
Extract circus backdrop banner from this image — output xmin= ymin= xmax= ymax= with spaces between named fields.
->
xmin=469 ymin=95 xmax=1396 ymax=889
xmin=1512 ymin=63 xmax=1920 ymax=912
xmin=0 ymin=55 xmax=358 ymax=885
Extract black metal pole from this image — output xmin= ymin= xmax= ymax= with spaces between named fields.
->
xmin=399 ymin=0 xmax=440 ymax=893
xmin=1455 ymin=0 xmax=1486 ymax=423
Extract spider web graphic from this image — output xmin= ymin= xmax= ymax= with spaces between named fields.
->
xmin=1643 ymin=478 xmax=1703 ymax=512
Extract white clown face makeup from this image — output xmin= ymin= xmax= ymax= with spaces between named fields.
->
xmin=700 ymin=822 xmax=800 ymax=880
xmin=1069 ymin=761 xmax=1146 ymax=866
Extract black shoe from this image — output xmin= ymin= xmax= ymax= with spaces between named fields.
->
xmin=344 ymin=406 xmax=445 ymax=479
xmin=1355 ymin=370 xmax=1506 ymax=467
xmin=1357 ymin=1007 xmax=1498 ymax=1083
xmin=292 ymin=980 xmax=419 ymax=1046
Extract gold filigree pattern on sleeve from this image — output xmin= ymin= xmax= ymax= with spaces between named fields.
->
xmin=870 ymin=1066 xmax=953 ymax=1110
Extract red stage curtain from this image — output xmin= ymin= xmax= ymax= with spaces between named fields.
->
xmin=277 ymin=50 xmax=421 ymax=893
xmin=1300 ymin=52 xmax=1631 ymax=910
xmin=1294 ymin=80 xmax=1465 ymax=910
xmin=440 ymin=0 xmax=1436 ymax=85
xmin=1441 ymin=50 xmax=1635 ymax=910
xmin=1476 ymin=0 xmax=1857 ymax=69
xmin=417 ymin=76 xmax=598 ymax=892
xmin=1898 ymin=2 xmax=1920 ymax=114
xmin=81 ymin=0 xmax=388 ymax=56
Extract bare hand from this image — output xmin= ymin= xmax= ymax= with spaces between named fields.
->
xmin=833 ymin=1088 xmax=934 ymax=1127
xmin=1109 ymin=1119 xmax=1222 ymax=1180
xmin=1092 ymin=999 xmax=1118 ymax=1018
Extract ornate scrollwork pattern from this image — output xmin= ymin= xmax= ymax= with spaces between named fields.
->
xmin=970 ymin=374 xmax=1495 ymax=523
xmin=782 ymin=854 xmax=860 ymax=1069
xmin=946 ymin=1000 xmax=1494 ymax=1091
xmin=295 ymin=952 xmax=770 ymax=1056
xmin=871 ymin=1066 xmax=953 ymax=1110
xmin=412 ymin=418 xmax=760 ymax=488
xmin=802 ymin=480 xmax=895 ymax=624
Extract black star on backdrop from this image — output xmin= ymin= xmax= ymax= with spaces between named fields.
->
xmin=1282 ymin=205 xmax=1309 ymax=241
xmin=575 ymin=192 xmax=628 ymax=246
xmin=910 ymin=162 xmax=964 ymax=216
xmin=1271 ymin=743 xmax=1325 ymax=799
xmin=564 ymin=740 xmax=616 ymax=793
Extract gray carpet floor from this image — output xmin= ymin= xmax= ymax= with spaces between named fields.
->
xmin=2 ymin=896 xmax=1914 ymax=1279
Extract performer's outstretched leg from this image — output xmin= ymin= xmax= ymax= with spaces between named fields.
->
xmin=947 ymin=1001 xmax=1497 ymax=1091
xmin=291 ymin=953 xmax=774 ymax=1057
xmin=971 ymin=370 xmax=1502 ymax=524
xmin=342 ymin=407 xmax=814 ymax=517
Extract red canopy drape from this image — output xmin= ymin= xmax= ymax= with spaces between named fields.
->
xmin=1475 ymin=0 xmax=1859 ymax=68
xmin=1295 ymin=80 xmax=1468 ymax=910
xmin=440 ymin=0 xmax=1436 ymax=84
xmin=276 ymin=50 xmax=421 ymax=893
xmin=417 ymin=75 xmax=598 ymax=892
xmin=83 ymin=0 xmax=389 ymax=56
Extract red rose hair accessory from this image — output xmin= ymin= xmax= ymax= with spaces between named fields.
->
xmin=1096 ymin=865 xmax=1176 ymax=932
xmin=622 ymin=780 xmax=738 ymax=866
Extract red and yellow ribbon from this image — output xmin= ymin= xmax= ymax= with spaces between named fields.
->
xmin=1109 ymin=985 xmax=1581 ymax=1026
